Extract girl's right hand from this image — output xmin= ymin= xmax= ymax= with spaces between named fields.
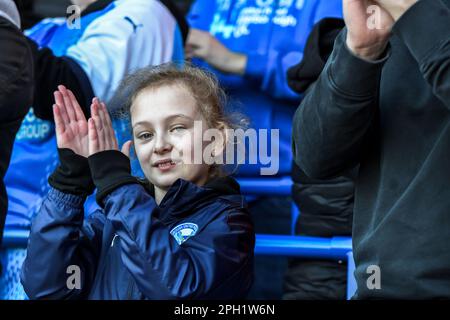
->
xmin=53 ymin=85 xmax=90 ymax=158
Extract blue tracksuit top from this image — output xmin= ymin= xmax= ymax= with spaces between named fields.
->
xmin=20 ymin=177 xmax=254 ymax=299
xmin=187 ymin=0 xmax=343 ymax=176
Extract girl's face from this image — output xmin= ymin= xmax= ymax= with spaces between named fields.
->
xmin=131 ymin=84 xmax=211 ymax=192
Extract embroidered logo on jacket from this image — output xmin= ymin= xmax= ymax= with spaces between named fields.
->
xmin=170 ymin=223 xmax=199 ymax=245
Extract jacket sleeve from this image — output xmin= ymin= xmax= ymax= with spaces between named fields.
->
xmin=392 ymin=0 xmax=450 ymax=109
xmin=26 ymin=38 xmax=94 ymax=121
xmin=102 ymin=183 xmax=254 ymax=299
xmin=21 ymin=188 xmax=104 ymax=300
xmin=292 ymin=29 xmax=388 ymax=179
xmin=0 ymin=16 xmax=33 ymax=123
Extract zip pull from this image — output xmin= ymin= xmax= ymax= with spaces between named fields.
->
xmin=110 ymin=234 xmax=119 ymax=247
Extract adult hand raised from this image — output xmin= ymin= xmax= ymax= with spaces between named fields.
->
xmin=343 ymin=0 xmax=394 ymax=61
xmin=373 ymin=0 xmax=418 ymax=21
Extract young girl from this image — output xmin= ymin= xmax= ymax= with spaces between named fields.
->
xmin=20 ymin=64 xmax=255 ymax=300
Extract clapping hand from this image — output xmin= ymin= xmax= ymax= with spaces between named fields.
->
xmin=88 ymin=97 xmax=132 ymax=157
xmin=53 ymin=85 xmax=132 ymax=158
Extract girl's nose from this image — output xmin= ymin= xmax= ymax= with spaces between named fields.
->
xmin=154 ymin=134 xmax=172 ymax=154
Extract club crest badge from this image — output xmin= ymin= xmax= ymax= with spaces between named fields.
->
xmin=170 ymin=223 xmax=199 ymax=245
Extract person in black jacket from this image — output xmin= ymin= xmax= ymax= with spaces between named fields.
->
xmin=283 ymin=18 xmax=355 ymax=300
xmin=0 ymin=0 xmax=33 ymax=251
xmin=293 ymin=0 xmax=450 ymax=299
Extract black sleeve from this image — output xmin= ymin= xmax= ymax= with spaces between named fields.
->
xmin=392 ymin=0 xmax=450 ymax=110
xmin=0 ymin=17 xmax=33 ymax=122
xmin=287 ymin=17 xmax=345 ymax=94
xmin=292 ymin=29 xmax=388 ymax=179
xmin=88 ymin=150 xmax=138 ymax=206
xmin=26 ymin=37 xmax=94 ymax=120
xmin=0 ymin=15 xmax=34 ymax=248
xmin=48 ymin=148 xmax=95 ymax=197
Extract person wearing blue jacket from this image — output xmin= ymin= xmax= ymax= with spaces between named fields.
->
xmin=21 ymin=64 xmax=255 ymax=300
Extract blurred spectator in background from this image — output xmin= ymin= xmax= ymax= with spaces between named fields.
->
xmin=0 ymin=0 xmax=33 ymax=273
xmin=0 ymin=0 xmax=187 ymax=299
xmin=186 ymin=0 xmax=343 ymax=299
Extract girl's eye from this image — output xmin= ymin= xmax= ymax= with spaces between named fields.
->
xmin=170 ymin=126 xmax=186 ymax=133
xmin=138 ymin=132 xmax=153 ymax=140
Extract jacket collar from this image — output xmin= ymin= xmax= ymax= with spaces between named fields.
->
xmin=138 ymin=176 xmax=242 ymax=224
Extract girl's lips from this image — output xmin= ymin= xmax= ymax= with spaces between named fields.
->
xmin=154 ymin=160 xmax=177 ymax=172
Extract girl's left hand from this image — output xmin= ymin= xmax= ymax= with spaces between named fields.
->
xmin=88 ymin=98 xmax=133 ymax=157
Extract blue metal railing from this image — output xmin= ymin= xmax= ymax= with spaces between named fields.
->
xmin=3 ymin=228 xmax=29 ymax=247
xmin=254 ymin=234 xmax=356 ymax=299
xmin=237 ymin=176 xmax=356 ymax=299
xmin=238 ymin=176 xmax=293 ymax=195
xmin=255 ymin=234 xmax=351 ymax=259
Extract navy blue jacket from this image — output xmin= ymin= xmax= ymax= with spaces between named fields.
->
xmin=21 ymin=150 xmax=254 ymax=300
